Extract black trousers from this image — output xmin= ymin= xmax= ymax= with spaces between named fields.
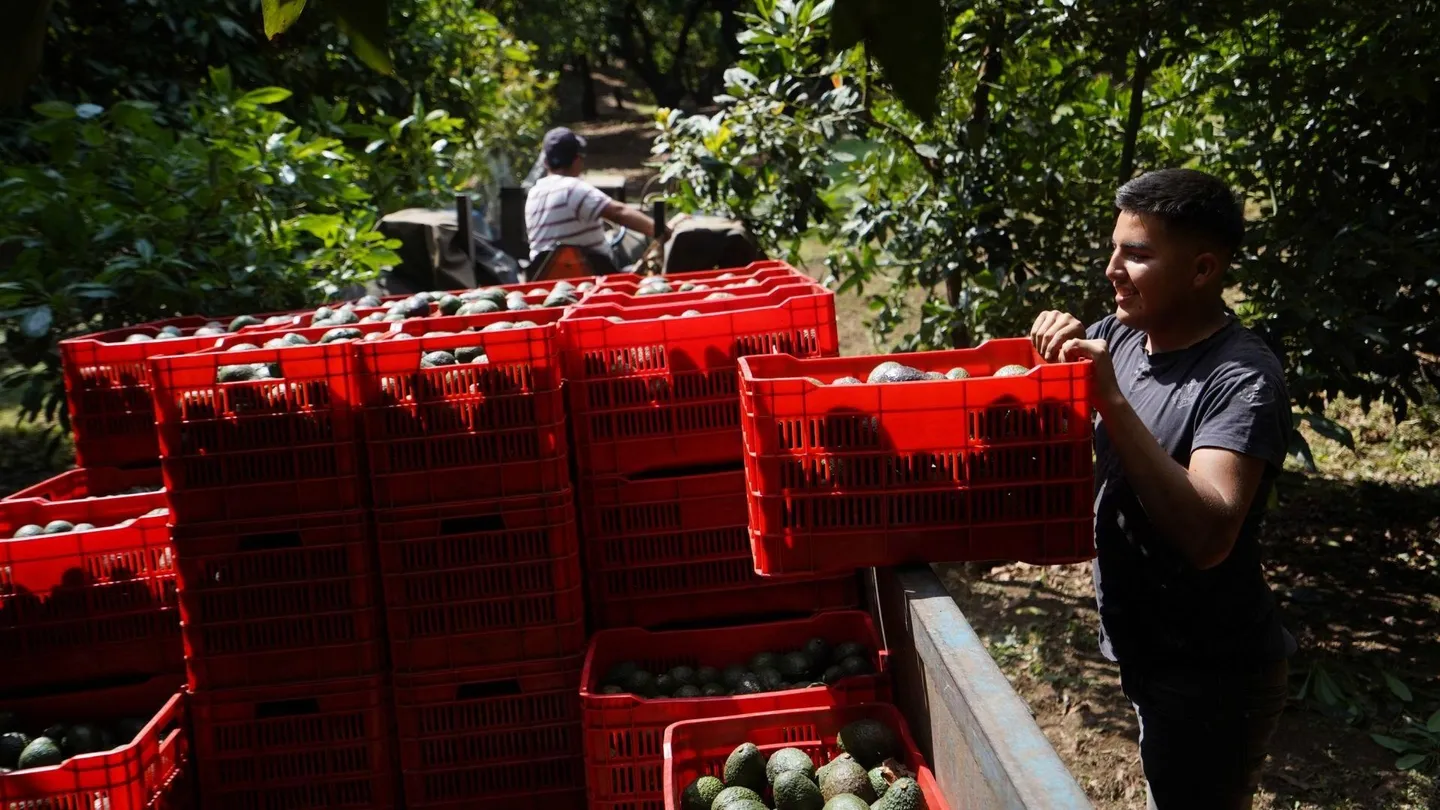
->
xmin=1121 ymin=659 xmax=1289 ymax=810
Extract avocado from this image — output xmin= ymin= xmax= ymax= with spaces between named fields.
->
xmin=833 ymin=642 xmax=865 ymax=661
xmin=362 ymin=312 xmax=387 ymax=323
xmin=356 ymin=294 xmax=382 ymax=307
xmin=669 ymin=666 xmax=698 ymax=687
xmin=194 ymin=326 xmax=227 ymax=337
xmin=43 ymin=520 xmax=74 ymax=534
xmin=779 ymin=651 xmax=814 ymax=680
xmin=767 ymin=747 xmax=817 ymax=785
xmin=225 ymin=342 xmax=261 ymax=353
xmin=63 ymin=724 xmax=104 ymax=755
xmin=391 ymin=297 xmax=432 ymax=319
xmin=868 ymin=767 xmax=890 ymax=798
xmin=623 ymin=670 xmax=658 ymax=698
xmin=681 ymin=775 xmax=725 ymax=810
xmin=803 ymin=638 xmax=832 ymax=668
xmin=383 ymin=310 xmax=409 ymax=322
xmin=123 ymin=333 xmax=154 ymax=343
xmin=822 ymin=796 xmax=871 ymax=810
xmin=705 ymin=292 xmax=735 ymax=300
xmin=723 ymin=743 xmax=768 ymax=794
xmin=945 ymin=367 xmax=970 ymax=380
xmin=604 ymin=661 xmax=638 ymax=686
xmin=712 ymin=786 xmax=763 ymax=810
xmin=993 ymin=364 xmax=1030 ymax=377
xmin=17 ymin=737 xmax=64 ymax=770
xmin=263 ymin=338 xmax=289 ymax=349
xmin=867 ymin=362 xmax=926 ymax=384
xmin=599 ymin=685 xmax=624 ymax=695
xmin=757 ymin=668 xmax=786 ymax=692
xmin=457 ymin=300 xmax=502 ymax=316
xmin=420 ymin=351 xmax=457 ymax=368
xmin=923 ymin=371 xmax=946 ymax=381
xmin=750 ymin=652 xmax=781 ymax=672
xmin=0 ymin=732 xmax=30 ymax=769
xmin=217 ymin=364 xmax=259 ymax=383
xmin=681 ymin=309 xmax=702 ymax=317
xmin=228 ymin=315 xmax=262 ymax=332
xmin=722 ymin=665 xmax=747 ymax=689
xmin=774 ymin=770 xmax=824 ymax=810
xmin=113 ymin=718 xmax=146 ymax=745
xmin=319 ymin=327 xmax=362 ymax=344
xmin=481 ymin=321 xmax=514 ymax=332
xmin=437 ymin=294 xmax=464 ymax=316
xmin=678 ymin=282 xmax=696 ymax=292
xmin=702 ymin=683 xmax=727 ymax=697
xmin=505 ymin=296 xmax=530 ymax=311
xmin=158 ymin=325 xmax=183 ymax=338
xmin=327 ymin=308 xmax=360 ymax=326
xmin=831 ymin=376 xmax=863 ymax=385
xmin=513 ymin=320 xmax=538 ymax=328
xmin=74 ymin=523 xmax=97 ymax=533
xmin=839 ymin=656 xmax=874 ymax=678
xmin=12 ymin=524 xmax=44 ymax=539
xmin=820 ymin=665 xmax=844 ymax=684
xmin=696 ymin=666 xmax=721 ymax=686
xmin=462 ymin=287 xmax=508 ymax=304
xmin=674 ymin=685 xmax=702 ymax=698
xmin=818 ymin=756 xmax=874 ymax=802
xmin=543 ymin=291 xmax=578 ymax=308
xmin=872 ymin=777 xmax=925 ymax=809
xmin=836 ymin=719 xmax=898 ymax=769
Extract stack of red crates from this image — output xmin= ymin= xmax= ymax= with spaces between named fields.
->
xmin=559 ymin=262 xmax=859 ymax=633
xmin=353 ymin=304 xmax=587 ymax=810
xmin=0 ymin=473 xmax=191 ymax=809
xmin=148 ymin=323 xmax=396 ymax=810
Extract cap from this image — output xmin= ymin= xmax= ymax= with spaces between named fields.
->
xmin=542 ymin=127 xmax=587 ymax=169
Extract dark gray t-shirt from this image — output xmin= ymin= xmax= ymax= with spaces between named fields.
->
xmin=1088 ymin=314 xmax=1296 ymax=669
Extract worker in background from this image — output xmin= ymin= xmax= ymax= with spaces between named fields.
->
xmin=1030 ymin=168 xmax=1294 ymax=810
xmin=524 ymin=127 xmax=659 ymax=266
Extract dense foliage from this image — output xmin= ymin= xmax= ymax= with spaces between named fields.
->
xmin=657 ymin=0 xmax=1440 ymax=428
xmin=0 ymin=0 xmax=554 ymax=428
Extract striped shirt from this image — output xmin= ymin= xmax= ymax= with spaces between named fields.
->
xmin=525 ymin=174 xmax=613 ymax=259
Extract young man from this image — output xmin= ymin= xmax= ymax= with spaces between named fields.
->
xmin=524 ymin=127 xmax=657 ymax=261
xmin=1030 ymin=169 xmax=1295 ymax=810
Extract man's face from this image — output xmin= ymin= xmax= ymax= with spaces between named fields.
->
xmin=1105 ymin=211 xmax=1207 ymax=331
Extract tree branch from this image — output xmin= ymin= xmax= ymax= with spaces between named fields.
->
xmin=1119 ymin=41 xmax=1153 ymax=184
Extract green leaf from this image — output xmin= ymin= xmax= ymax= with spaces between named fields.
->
xmin=809 ymin=0 xmax=834 ymax=25
xmin=1287 ymin=428 xmax=1317 ymax=473
xmin=262 ymin=0 xmax=308 ymax=38
xmin=334 ymin=0 xmax=394 ymax=75
xmin=20 ymin=305 xmax=52 ymax=338
xmin=239 ymin=87 xmax=293 ymax=105
xmin=33 ymin=100 xmax=76 ymax=119
xmin=1395 ymin=753 xmax=1427 ymax=771
xmin=1300 ymin=411 xmax=1356 ymax=450
xmin=1382 ymin=672 xmax=1413 ymax=702
xmin=292 ymin=214 xmax=344 ymax=240
xmin=1371 ymin=734 xmax=1413 ymax=754
xmin=208 ymin=65 xmax=234 ymax=95
xmin=1427 ymin=709 xmax=1440 ymax=733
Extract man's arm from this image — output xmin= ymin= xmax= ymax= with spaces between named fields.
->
xmin=1063 ymin=337 xmax=1268 ymax=570
xmin=600 ymin=200 xmax=655 ymax=238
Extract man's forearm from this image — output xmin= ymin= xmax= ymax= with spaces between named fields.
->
xmin=603 ymin=204 xmax=655 ymax=237
xmin=1098 ymin=398 xmax=1232 ymax=568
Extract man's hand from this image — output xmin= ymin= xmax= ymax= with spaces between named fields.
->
xmin=1030 ymin=311 xmax=1085 ymax=362
xmin=1060 ymin=338 xmax=1124 ymax=415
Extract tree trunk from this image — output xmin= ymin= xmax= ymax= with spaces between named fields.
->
xmin=1118 ymin=44 xmax=1152 ymax=184
xmin=576 ymin=53 xmax=599 ymax=120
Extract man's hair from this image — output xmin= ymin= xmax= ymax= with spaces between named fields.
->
xmin=1115 ymin=169 xmax=1244 ymax=256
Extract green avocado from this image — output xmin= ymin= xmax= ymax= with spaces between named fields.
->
xmin=723 ymin=743 xmax=768 ymax=795
xmin=43 ymin=520 xmax=74 ymax=534
xmin=217 ymin=364 xmax=259 ymax=383
xmin=457 ymin=299 xmax=502 ymax=316
xmin=13 ymin=524 xmax=44 ymax=538
xmin=774 ymin=768 xmax=824 ymax=810
xmin=123 ymin=333 xmax=154 ymax=343
xmin=750 ymin=652 xmax=781 ymax=672
xmin=63 ymin=724 xmax=104 ymax=756
xmin=419 ymin=351 xmax=457 ymax=368
xmin=822 ymin=795 xmax=871 ymax=810
xmin=945 ymin=367 xmax=970 ymax=380
xmin=437 ymin=294 xmax=464 ymax=316
xmin=319 ymin=328 xmax=362 ymax=344
xmin=868 ymin=767 xmax=890 ymax=799
xmin=993 ymin=364 xmax=1030 ymax=378
xmin=872 ymin=776 xmax=925 ymax=809
xmin=836 ymin=719 xmax=899 ymax=769
xmin=680 ymin=775 xmax=724 ymax=810
xmin=0 ymin=732 xmax=30 ymax=769
xmin=831 ymin=376 xmax=863 ymax=385
xmin=356 ymin=295 xmax=382 ymax=307
xmin=711 ymin=786 xmax=763 ymax=810
xmin=838 ymin=655 xmax=873 ymax=678
xmin=923 ymin=371 xmax=947 ymax=381
xmin=455 ymin=346 xmax=486 ymax=364
xmin=228 ymin=315 xmax=262 ymax=332
xmin=767 ymin=747 xmax=817 ymax=786
xmin=818 ymin=756 xmax=874 ymax=802
xmin=779 ymin=651 xmax=814 ymax=681
xmin=867 ymin=361 xmax=926 ymax=384
xmin=17 ymin=737 xmax=64 ymax=770
xmin=603 ymin=661 xmax=638 ymax=686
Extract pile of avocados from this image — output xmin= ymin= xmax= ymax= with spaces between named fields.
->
xmin=831 ymin=361 xmax=1031 ymax=386
xmin=681 ymin=718 xmax=925 ymax=810
xmin=0 ymin=711 xmax=152 ymax=774
xmin=633 ymin=272 xmax=762 ymax=297
xmin=5 ymin=511 xmax=162 ymax=539
xmin=597 ymin=639 xmax=875 ymax=699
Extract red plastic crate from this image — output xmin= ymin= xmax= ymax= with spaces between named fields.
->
xmin=169 ymin=511 xmax=383 ymax=690
xmin=559 ymin=287 xmax=839 ymax=477
xmin=738 ymin=339 xmax=1096 ymax=575
xmin=393 ymin=656 xmax=585 ymax=808
xmin=189 ymin=676 xmax=396 ymax=810
xmin=373 ymin=495 xmax=585 ymax=674
xmin=149 ymin=340 xmax=365 ymax=524
xmin=0 ymin=675 xmax=188 ymax=810
xmin=579 ymin=470 xmax=858 ymax=630
xmin=0 ymin=499 xmax=180 ymax=692
xmin=60 ymin=317 xmax=223 ymax=468
xmin=5 ymin=466 xmax=164 ymax=502
xmin=663 ymin=703 xmax=949 ymax=810
xmin=579 ymin=611 xmax=888 ymax=808
xmin=592 ymin=261 xmax=797 ymax=290
xmin=584 ymin=273 xmax=819 ymax=309
xmin=355 ymin=317 xmax=571 ymax=508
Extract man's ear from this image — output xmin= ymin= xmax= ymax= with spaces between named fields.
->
xmin=1192 ymin=250 xmax=1226 ymax=290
